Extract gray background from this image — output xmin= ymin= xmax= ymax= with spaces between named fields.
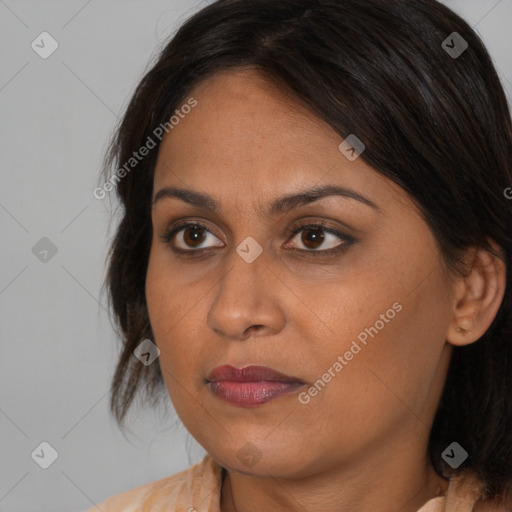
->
xmin=0 ymin=1 xmax=510 ymax=511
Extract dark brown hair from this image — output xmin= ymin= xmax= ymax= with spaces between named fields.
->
xmin=101 ymin=0 xmax=512 ymax=500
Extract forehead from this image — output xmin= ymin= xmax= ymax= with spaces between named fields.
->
xmin=152 ymin=68 xmax=403 ymax=214
xmin=157 ymin=69 xmax=340 ymax=163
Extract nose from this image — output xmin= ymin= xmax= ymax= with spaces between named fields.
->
xmin=206 ymin=245 xmax=286 ymax=341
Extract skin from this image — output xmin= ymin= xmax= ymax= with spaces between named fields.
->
xmin=145 ymin=68 xmax=506 ymax=512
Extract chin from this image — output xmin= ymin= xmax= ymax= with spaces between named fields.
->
xmin=202 ymin=436 xmax=319 ymax=479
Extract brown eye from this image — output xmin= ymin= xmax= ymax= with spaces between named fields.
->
xmin=300 ymin=227 xmax=325 ymax=249
xmin=286 ymin=223 xmax=351 ymax=254
xmin=162 ymin=222 xmax=224 ymax=252
xmin=182 ymin=225 xmax=207 ymax=248
xmin=161 ymin=220 xmax=354 ymax=258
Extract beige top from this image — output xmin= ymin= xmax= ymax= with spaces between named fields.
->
xmin=84 ymin=455 xmax=497 ymax=511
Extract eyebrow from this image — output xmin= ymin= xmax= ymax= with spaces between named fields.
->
xmin=152 ymin=184 xmax=379 ymax=215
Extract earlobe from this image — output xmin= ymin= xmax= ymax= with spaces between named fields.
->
xmin=446 ymin=241 xmax=506 ymax=348
xmin=447 ymin=324 xmax=476 ymax=347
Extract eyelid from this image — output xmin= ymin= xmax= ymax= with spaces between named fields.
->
xmin=160 ymin=219 xmax=223 ymax=242
xmin=284 ymin=220 xmax=354 ymax=256
xmin=161 ymin=220 xmax=224 ymax=253
xmin=160 ymin=217 xmax=356 ymax=257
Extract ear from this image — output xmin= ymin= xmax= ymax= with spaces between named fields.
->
xmin=446 ymin=240 xmax=507 ymax=347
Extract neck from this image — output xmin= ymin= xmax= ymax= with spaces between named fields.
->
xmin=220 ymin=431 xmax=448 ymax=512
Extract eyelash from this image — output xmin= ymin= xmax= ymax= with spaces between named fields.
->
xmin=159 ymin=219 xmax=355 ymax=258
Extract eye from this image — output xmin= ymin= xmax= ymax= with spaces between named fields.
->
xmin=160 ymin=219 xmax=354 ymax=257
xmin=161 ymin=222 xmax=224 ymax=253
xmin=284 ymin=220 xmax=354 ymax=256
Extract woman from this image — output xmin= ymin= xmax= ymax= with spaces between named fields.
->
xmin=87 ymin=0 xmax=512 ymax=510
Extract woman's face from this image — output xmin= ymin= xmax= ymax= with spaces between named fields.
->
xmin=146 ymin=69 xmax=456 ymax=478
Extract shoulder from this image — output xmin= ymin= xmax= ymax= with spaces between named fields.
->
xmin=472 ymin=498 xmax=512 ymax=512
xmin=83 ymin=454 xmax=223 ymax=512
xmin=444 ymin=472 xmax=512 ymax=512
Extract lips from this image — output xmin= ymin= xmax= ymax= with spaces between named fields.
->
xmin=206 ymin=365 xmax=305 ymax=407
xmin=207 ymin=365 xmax=304 ymax=383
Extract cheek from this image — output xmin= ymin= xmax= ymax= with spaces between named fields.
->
xmin=145 ymin=249 xmax=169 ymax=340
xmin=145 ymin=245 xmax=207 ymax=379
xmin=292 ymin=299 xmax=445 ymax=458
xmin=145 ymin=249 xmax=213 ymax=437
xmin=302 ymin=253 xmax=451 ymax=419
xmin=146 ymin=248 xmax=185 ymax=366
xmin=371 ymin=274 xmax=453 ymax=409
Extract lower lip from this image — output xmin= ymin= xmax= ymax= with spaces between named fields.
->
xmin=209 ymin=381 xmax=304 ymax=407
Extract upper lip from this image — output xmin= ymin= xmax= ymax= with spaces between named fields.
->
xmin=207 ymin=365 xmax=305 ymax=384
